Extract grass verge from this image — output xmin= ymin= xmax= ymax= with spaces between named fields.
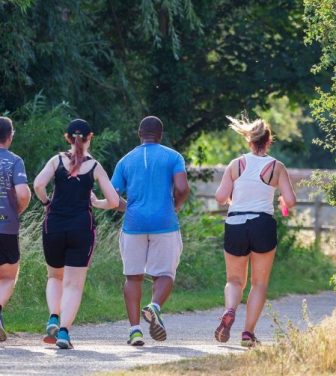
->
xmin=4 ymin=207 xmax=334 ymax=333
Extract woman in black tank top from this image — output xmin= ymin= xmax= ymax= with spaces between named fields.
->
xmin=44 ymin=154 xmax=98 ymax=234
xmin=34 ymin=119 xmax=120 ymax=349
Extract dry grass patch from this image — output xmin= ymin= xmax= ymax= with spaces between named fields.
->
xmin=100 ymin=310 xmax=336 ymax=376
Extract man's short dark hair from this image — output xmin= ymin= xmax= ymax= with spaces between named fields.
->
xmin=139 ymin=116 xmax=163 ymax=138
xmin=0 ymin=117 xmax=13 ymax=143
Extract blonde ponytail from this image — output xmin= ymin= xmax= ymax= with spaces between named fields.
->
xmin=226 ymin=115 xmax=272 ymax=152
xmin=226 ymin=116 xmax=268 ymax=141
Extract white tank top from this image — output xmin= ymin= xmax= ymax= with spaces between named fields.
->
xmin=226 ymin=153 xmax=276 ymax=224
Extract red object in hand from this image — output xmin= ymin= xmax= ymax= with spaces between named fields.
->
xmin=279 ymin=196 xmax=289 ymax=217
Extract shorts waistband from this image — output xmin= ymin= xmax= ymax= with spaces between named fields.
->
xmin=228 ymin=211 xmax=273 ymax=217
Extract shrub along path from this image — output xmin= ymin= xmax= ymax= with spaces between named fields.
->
xmin=0 ymin=291 xmax=335 ymax=375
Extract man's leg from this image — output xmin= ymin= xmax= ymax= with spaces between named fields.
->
xmin=151 ymin=275 xmax=174 ymax=306
xmin=147 ymin=231 xmax=182 ymax=308
xmin=124 ymin=274 xmax=144 ymax=326
xmin=0 ymin=262 xmax=19 ymax=341
xmin=119 ymin=231 xmax=147 ymax=345
xmin=0 ymin=262 xmax=19 ymax=308
xmin=142 ymin=231 xmax=183 ymax=341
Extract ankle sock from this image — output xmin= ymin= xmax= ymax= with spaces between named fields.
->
xmin=151 ymin=302 xmax=160 ymax=311
xmin=50 ymin=314 xmax=59 ymax=320
xmin=130 ymin=325 xmax=142 ymax=333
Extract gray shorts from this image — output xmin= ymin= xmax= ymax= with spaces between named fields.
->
xmin=119 ymin=230 xmax=183 ymax=280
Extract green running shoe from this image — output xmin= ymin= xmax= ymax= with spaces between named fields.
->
xmin=141 ymin=304 xmax=167 ymax=341
xmin=127 ymin=329 xmax=145 ymax=346
xmin=0 ymin=312 xmax=7 ymax=341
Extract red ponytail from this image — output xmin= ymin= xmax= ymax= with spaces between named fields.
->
xmin=69 ymin=135 xmax=86 ymax=177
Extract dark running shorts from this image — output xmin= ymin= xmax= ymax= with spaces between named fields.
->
xmin=224 ymin=214 xmax=277 ymax=256
xmin=0 ymin=234 xmax=19 ymax=265
xmin=43 ymin=229 xmax=96 ymax=268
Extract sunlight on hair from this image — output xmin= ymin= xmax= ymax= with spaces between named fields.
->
xmin=226 ymin=115 xmax=269 ymax=143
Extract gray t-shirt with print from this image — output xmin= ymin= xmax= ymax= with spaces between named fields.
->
xmin=0 ymin=148 xmax=28 ymax=234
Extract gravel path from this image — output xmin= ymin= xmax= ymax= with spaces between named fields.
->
xmin=0 ymin=291 xmax=335 ymax=376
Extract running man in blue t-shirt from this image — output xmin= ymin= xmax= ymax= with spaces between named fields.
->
xmin=112 ymin=116 xmax=190 ymax=346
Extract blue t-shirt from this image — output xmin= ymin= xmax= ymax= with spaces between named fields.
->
xmin=111 ymin=143 xmax=186 ymax=234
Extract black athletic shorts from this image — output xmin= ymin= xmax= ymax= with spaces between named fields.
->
xmin=42 ymin=229 xmax=96 ymax=268
xmin=224 ymin=214 xmax=277 ymax=256
xmin=0 ymin=234 xmax=19 ymax=265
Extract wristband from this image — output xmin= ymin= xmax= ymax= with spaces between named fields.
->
xmin=42 ymin=199 xmax=50 ymax=206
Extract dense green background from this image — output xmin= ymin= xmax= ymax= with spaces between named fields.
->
xmin=0 ymin=0 xmax=334 ymax=178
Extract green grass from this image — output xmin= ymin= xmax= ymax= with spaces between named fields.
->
xmin=4 ymin=208 xmax=334 ymax=333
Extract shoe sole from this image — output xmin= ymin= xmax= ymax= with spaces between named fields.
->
xmin=0 ymin=325 xmax=7 ymax=342
xmin=46 ymin=324 xmax=59 ymax=338
xmin=241 ymin=339 xmax=260 ymax=348
xmin=44 ymin=324 xmax=59 ymax=344
xmin=215 ymin=312 xmax=235 ymax=343
xmin=56 ymin=339 xmax=73 ymax=349
xmin=43 ymin=335 xmax=57 ymax=344
xmin=241 ymin=340 xmax=254 ymax=348
xmin=128 ymin=338 xmax=145 ymax=346
xmin=142 ymin=307 xmax=167 ymax=341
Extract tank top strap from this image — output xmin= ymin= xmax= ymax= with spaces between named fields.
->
xmin=57 ymin=154 xmax=64 ymax=168
xmin=90 ymin=161 xmax=98 ymax=171
xmin=88 ymin=161 xmax=98 ymax=179
xmin=260 ymin=159 xmax=277 ymax=184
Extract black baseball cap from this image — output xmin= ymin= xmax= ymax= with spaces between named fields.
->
xmin=67 ymin=119 xmax=91 ymax=137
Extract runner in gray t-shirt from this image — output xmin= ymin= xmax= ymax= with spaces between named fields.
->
xmin=0 ymin=117 xmax=31 ymax=341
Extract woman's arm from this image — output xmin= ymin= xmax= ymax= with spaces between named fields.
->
xmin=33 ymin=156 xmax=58 ymax=204
xmin=278 ymin=163 xmax=296 ymax=208
xmin=215 ymin=161 xmax=234 ymax=205
xmin=92 ymin=163 xmax=119 ymax=209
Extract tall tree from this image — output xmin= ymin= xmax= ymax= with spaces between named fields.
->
xmin=304 ymin=0 xmax=336 ymax=206
xmin=0 ymin=0 xmax=325 ymax=175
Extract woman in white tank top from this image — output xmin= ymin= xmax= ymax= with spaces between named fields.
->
xmin=214 ymin=116 xmax=296 ymax=347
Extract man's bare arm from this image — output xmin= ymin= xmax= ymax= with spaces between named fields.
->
xmin=173 ymin=172 xmax=190 ymax=212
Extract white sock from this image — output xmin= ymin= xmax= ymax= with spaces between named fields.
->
xmin=130 ymin=325 xmax=142 ymax=333
xmin=151 ymin=302 xmax=161 ymax=311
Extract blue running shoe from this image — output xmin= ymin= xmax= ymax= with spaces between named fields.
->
xmin=0 ymin=312 xmax=7 ymax=341
xmin=56 ymin=329 xmax=73 ymax=349
xmin=142 ymin=303 xmax=167 ymax=341
xmin=43 ymin=315 xmax=59 ymax=344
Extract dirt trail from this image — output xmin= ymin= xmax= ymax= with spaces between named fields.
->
xmin=0 ymin=291 xmax=334 ymax=376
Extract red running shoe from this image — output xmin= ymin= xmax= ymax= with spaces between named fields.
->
xmin=241 ymin=331 xmax=261 ymax=347
xmin=214 ymin=308 xmax=235 ymax=342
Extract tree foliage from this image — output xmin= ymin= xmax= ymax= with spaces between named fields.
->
xmin=304 ymin=0 xmax=336 ymax=205
xmin=304 ymin=0 xmax=336 ymax=155
xmin=0 ymin=0 xmax=326 ymax=178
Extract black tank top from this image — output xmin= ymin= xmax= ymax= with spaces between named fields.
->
xmin=44 ymin=155 xmax=97 ymax=233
